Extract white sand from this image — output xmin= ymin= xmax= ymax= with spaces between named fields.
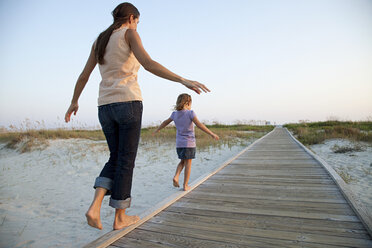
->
xmin=0 ymin=138 xmax=253 ymax=248
xmin=310 ymin=139 xmax=372 ymax=211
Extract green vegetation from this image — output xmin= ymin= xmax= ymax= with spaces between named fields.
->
xmin=0 ymin=124 xmax=274 ymax=153
xmin=284 ymin=121 xmax=372 ymax=145
xmin=337 ymin=170 xmax=355 ymax=183
xmin=0 ymin=129 xmax=105 ymax=153
xmin=331 ymin=144 xmax=364 ymax=154
xmin=142 ymin=125 xmax=274 ymax=151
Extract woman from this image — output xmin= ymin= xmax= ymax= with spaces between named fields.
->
xmin=64 ymin=2 xmax=210 ymax=230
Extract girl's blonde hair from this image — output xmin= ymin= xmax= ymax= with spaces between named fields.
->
xmin=175 ymin=93 xmax=192 ymax=111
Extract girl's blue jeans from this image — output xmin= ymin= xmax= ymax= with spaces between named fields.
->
xmin=94 ymin=101 xmax=142 ymax=209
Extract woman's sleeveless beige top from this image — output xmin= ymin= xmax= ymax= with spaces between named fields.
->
xmin=97 ymin=26 xmax=142 ymax=106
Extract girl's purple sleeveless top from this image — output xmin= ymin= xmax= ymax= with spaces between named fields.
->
xmin=170 ymin=110 xmax=196 ymax=148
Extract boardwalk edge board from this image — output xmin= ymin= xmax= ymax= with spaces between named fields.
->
xmin=285 ymin=128 xmax=372 ymax=237
xmin=83 ymin=129 xmax=276 ymax=248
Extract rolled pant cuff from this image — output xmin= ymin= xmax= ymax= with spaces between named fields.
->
xmin=109 ymin=197 xmax=131 ymax=209
xmin=94 ymin=177 xmax=113 ymax=193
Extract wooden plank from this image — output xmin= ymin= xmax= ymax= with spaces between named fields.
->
xmin=221 ymin=168 xmax=329 ymax=174
xmin=242 ymin=157 xmax=317 ymax=161
xmin=110 ymin=236 xmax=171 ymax=248
xmin=209 ymin=174 xmax=336 ymax=185
xmin=207 ymin=177 xmax=337 ymax=187
xmin=165 ymin=206 xmax=365 ymax=230
xmin=195 ymin=183 xmax=345 ymax=197
xmin=224 ymin=167 xmax=327 ymax=173
xmin=153 ymin=211 xmax=370 ymax=239
xmin=135 ymin=222 xmax=310 ymax=248
xmin=183 ymin=191 xmax=352 ymax=212
xmin=227 ymin=163 xmax=323 ymax=169
xmin=193 ymin=191 xmax=346 ymax=204
xmin=138 ymin=221 xmax=372 ymax=248
xmin=180 ymin=189 xmax=347 ymax=204
xmin=171 ymin=201 xmax=359 ymax=222
xmin=149 ymin=214 xmax=371 ymax=243
xmin=177 ymin=197 xmax=354 ymax=216
xmin=229 ymin=160 xmax=322 ymax=165
xmin=125 ymin=228 xmax=294 ymax=248
xmin=244 ymin=150 xmax=303 ymax=154
xmin=243 ymin=150 xmax=308 ymax=153
xmin=236 ymin=154 xmax=315 ymax=157
xmin=238 ymin=156 xmax=313 ymax=159
xmin=201 ymin=180 xmax=340 ymax=191
xmin=225 ymin=169 xmax=326 ymax=174
xmin=215 ymin=172 xmax=332 ymax=179
xmin=122 ymin=229 xmax=245 ymax=248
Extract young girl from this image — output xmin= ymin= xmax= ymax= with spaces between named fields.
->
xmin=153 ymin=94 xmax=219 ymax=191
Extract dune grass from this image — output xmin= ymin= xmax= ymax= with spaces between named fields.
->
xmin=331 ymin=144 xmax=364 ymax=154
xmin=142 ymin=125 xmax=273 ymax=151
xmin=0 ymin=129 xmax=105 ymax=153
xmin=0 ymin=124 xmax=274 ymax=153
xmin=284 ymin=121 xmax=372 ymax=145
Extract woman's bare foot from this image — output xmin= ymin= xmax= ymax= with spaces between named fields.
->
xmin=173 ymin=177 xmax=180 ymax=187
xmin=85 ymin=210 xmax=102 ymax=230
xmin=183 ymin=184 xmax=190 ymax=191
xmin=113 ymin=214 xmax=140 ymax=230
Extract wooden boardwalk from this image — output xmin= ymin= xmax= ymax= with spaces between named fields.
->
xmin=87 ymin=128 xmax=372 ymax=248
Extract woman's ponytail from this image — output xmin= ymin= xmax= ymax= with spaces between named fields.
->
xmin=95 ymin=3 xmax=140 ymax=64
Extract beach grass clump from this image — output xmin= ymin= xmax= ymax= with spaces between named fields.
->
xmin=7 ymin=135 xmax=49 ymax=153
xmin=337 ymin=170 xmax=355 ymax=184
xmin=1 ymin=129 xmax=105 ymax=153
xmin=291 ymin=127 xmax=326 ymax=145
xmin=284 ymin=121 xmax=372 ymax=145
xmin=362 ymin=168 xmax=372 ymax=176
xmin=331 ymin=144 xmax=364 ymax=154
xmin=1 ymin=124 xmax=274 ymax=153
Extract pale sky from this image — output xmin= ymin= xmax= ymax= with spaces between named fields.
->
xmin=0 ymin=0 xmax=371 ymax=129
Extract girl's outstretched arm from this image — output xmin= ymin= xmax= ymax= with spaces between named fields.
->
xmin=126 ymin=29 xmax=210 ymax=95
xmin=65 ymin=44 xmax=97 ymax=123
xmin=153 ymin=118 xmax=173 ymax=135
xmin=192 ymin=116 xmax=219 ymax=140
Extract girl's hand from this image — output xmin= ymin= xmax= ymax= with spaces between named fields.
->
xmin=181 ymin=79 xmax=210 ymax=95
xmin=65 ymin=103 xmax=79 ymax=123
xmin=211 ymin=133 xmax=219 ymax=141
xmin=152 ymin=130 xmax=158 ymax=136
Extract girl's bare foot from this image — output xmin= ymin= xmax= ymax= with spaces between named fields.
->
xmin=183 ymin=184 xmax=190 ymax=191
xmin=173 ymin=177 xmax=180 ymax=187
xmin=113 ymin=214 xmax=140 ymax=230
xmin=85 ymin=210 xmax=103 ymax=230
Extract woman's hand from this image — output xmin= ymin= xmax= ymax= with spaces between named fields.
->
xmin=181 ymin=79 xmax=210 ymax=94
xmin=65 ymin=103 xmax=79 ymax=123
xmin=65 ymin=44 xmax=97 ymax=124
xmin=211 ymin=133 xmax=220 ymax=141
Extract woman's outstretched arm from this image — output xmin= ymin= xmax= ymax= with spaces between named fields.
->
xmin=65 ymin=44 xmax=97 ymax=123
xmin=126 ymin=29 xmax=210 ymax=95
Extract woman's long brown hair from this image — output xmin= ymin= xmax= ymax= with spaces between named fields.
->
xmin=95 ymin=2 xmax=140 ymax=64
